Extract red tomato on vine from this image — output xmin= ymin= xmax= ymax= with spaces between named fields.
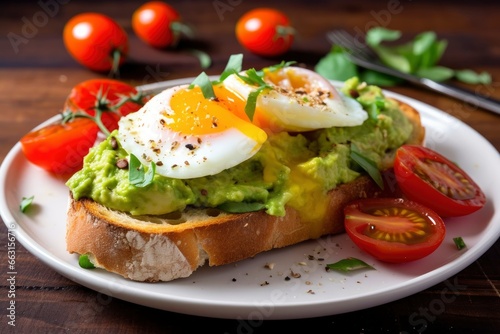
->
xmin=63 ymin=13 xmax=128 ymax=73
xmin=235 ymin=8 xmax=295 ymax=57
xmin=132 ymin=1 xmax=190 ymax=48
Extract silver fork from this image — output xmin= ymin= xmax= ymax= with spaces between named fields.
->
xmin=327 ymin=29 xmax=500 ymax=116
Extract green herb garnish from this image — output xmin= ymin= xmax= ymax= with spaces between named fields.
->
xmin=218 ymin=53 xmax=243 ymax=82
xmin=129 ymin=154 xmax=156 ymax=187
xmin=78 ymin=254 xmax=95 ymax=269
xmin=217 ymin=201 xmax=267 ymax=213
xmin=20 ymin=196 xmax=34 ymax=213
xmin=350 ymin=144 xmax=384 ymax=189
xmin=316 ymin=27 xmax=492 ymax=86
xmin=326 ymin=257 xmax=375 ymax=272
xmin=189 ymin=71 xmax=216 ymax=99
xmin=453 ymin=237 xmax=467 ymax=250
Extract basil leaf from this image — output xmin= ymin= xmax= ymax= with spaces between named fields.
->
xmin=78 ymin=254 xmax=95 ymax=269
xmin=265 ymin=60 xmax=296 ymax=73
xmin=245 ymin=86 xmax=267 ymax=121
xmin=20 ymin=195 xmax=34 ymax=213
xmin=326 ymin=257 xmax=374 ymax=272
xmin=365 ymin=27 xmax=401 ymax=47
xmin=359 ymin=69 xmax=403 ymax=86
xmin=455 ymin=69 xmax=492 ymax=85
xmin=453 ymin=237 xmax=467 ymax=250
xmin=315 ymin=45 xmax=359 ymax=81
xmin=189 ymin=72 xmax=215 ymax=99
xmin=219 ymin=53 xmax=243 ymax=82
xmin=413 ymin=31 xmax=437 ymax=55
xmin=129 ymin=154 xmax=155 ymax=187
xmin=416 ymin=66 xmax=455 ymax=82
xmin=217 ymin=201 xmax=267 ymax=213
xmin=350 ymin=144 xmax=384 ymax=189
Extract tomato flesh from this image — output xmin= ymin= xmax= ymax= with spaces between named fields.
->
xmin=394 ymin=145 xmax=486 ymax=217
xmin=235 ymin=8 xmax=294 ymax=57
xmin=344 ymin=198 xmax=446 ymax=263
xmin=20 ymin=119 xmax=99 ymax=175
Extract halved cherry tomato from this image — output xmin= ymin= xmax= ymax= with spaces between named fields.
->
xmin=65 ymin=78 xmax=147 ymax=132
xmin=63 ymin=13 xmax=128 ymax=72
xmin=394 ymin=145 xmax=486 ymax=217
xmin=344 ymin=198 xmax=446 ymax=263
xmin=235 ymin=8 xmax=294 ymax=57
xmin=132 ymin=1 xmax=183 ymax=48
xmin=20 ymin=119 xmax=99 ymax=175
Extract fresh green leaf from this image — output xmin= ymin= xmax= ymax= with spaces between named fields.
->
xmin=189 ymin=72 xmax=215 ymax=99
xmin=315 ymin=45 xmax=359 ymax=81
xmin=374 ymin=45 xmax=412 ymax=73
xmin=129 ymin=154 xmax=156 ymax=187
xmin=20 ymin=195 xmax=34 ymax=213
xmin=245 ymin=86 xmax=267 ymax=121
xmin=359 ymin=69 xmax=403 ymax=86
xmin=218 ymin=53 xmax=243 ymax=82
xmin=416 ymin=66 xmax=455 ymax=82
xmin=326 ymin=257 xmax=375 ymax=272
xmin=453 ymin=237 xmax=467 ymax=250
xmin=350 ymin=144 xmax=384 ymax=189
xmin=455 ymin=69 xmax=492 ymax=85
xmin=187 ymin=48 xmax=212 ymax=69
xmin=365 ymin=27 xmax=401 ymax=47
xmin=217 ymin=201 xmax=267 ymax=213
xmin=265 ymin=60 xmax=297 ymax=73
xmin=413 ymin=31 xmax=437 ymax=55
xmin=78 ymin=254 xmax=95 ymax=269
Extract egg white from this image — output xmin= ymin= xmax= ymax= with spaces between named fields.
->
xmin=222 ymin=68 xmax=368 ymax=131
xmin=117 ymin=85 xmax=266 ymax=179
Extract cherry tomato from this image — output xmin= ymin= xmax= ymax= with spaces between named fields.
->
xmin=132 ymin=1 xmax=183 ymax=48
xmin=65 ymin=78 xmax=147 ymax=132
xmin=344 ymin=198 xmax=446 ymax=263
xmin=235 ymin=8 xmax=294 ymax=57
xmin=20 ymin=119 xmax=99 ymax=175
xmin=63 ymin=13 xmax=128 ymax=72
xmin=394 ymin=145 xmax=486 ymax=217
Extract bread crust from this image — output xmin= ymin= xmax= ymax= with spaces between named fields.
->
xmin=66 ymin=99 xmax=424 ymax=282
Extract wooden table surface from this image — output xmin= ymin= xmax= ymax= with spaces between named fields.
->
xmin=1 ymin=0 xmax=499 ymax=332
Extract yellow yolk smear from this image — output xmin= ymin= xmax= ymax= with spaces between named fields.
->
xmin=168 ymin=86 xmax=267 ymax=146
xmin=287 ymin=162 xmax=330 ymax=239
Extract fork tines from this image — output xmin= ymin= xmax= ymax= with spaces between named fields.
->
xmin=326 ymin=29 xmax=376 ymax=61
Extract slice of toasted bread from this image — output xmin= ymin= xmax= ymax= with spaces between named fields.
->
xmin=66 ymin=99 xmax=424 ymax=282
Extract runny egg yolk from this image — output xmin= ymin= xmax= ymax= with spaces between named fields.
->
xmin=212 ymin=84 xmax=277 ymax=133
xmin=168 ymin=86 xmax=267 ymax=144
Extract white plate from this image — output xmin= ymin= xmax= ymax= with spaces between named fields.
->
xmin=1 ymin=80 xmax=499 ymax=320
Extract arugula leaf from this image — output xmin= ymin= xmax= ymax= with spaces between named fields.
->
xmin=129 ymin=154 xmax=156 ymax=187
xmin=217 ymin=201 xmax=267 ymax=213
xmin=20 ymin=195 xmax=34 ymax=213
xmin=350 ymin=144 xmax=384 ymax=189
xmin=326 ymin=257 xmax=375 ymax=272
xmin=189 ymin=71 xmax=215 ymax=99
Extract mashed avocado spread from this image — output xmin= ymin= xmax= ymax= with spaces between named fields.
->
xmin=67 ymin=77 xmax=413 ymax=225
